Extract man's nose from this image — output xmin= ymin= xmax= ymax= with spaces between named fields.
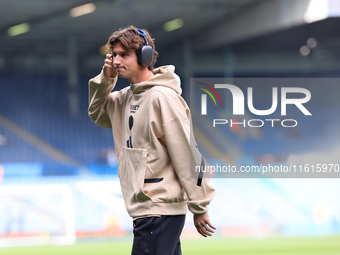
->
xmin=113 ymin=55 xmax=121 ymax=65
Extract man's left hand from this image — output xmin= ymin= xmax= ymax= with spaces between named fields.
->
xmin=194 ymin=212 xmax=216 ymax=237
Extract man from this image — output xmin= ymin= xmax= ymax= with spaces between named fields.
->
xmin=88 ymin=26 xmax=215 ymax=255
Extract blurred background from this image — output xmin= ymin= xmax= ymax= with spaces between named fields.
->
xmin=0 ymin=0 xmax=340 ymax=251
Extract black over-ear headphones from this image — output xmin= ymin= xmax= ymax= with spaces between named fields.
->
xmin=136 ymin=28 xmax=154 ymax=67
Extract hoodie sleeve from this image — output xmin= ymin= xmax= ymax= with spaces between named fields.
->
xmin=88 ymin=71 xmax=118 ymax=129
xmin=158 ymin=92 xmax=215 ymax=215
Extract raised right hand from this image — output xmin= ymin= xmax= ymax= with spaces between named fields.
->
xmin=103 ymin=53 xmax=117 ymax=78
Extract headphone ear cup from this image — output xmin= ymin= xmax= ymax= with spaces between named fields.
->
xmin=138 ymin=45 xmax=154 ymax=67
xmin=136 ymin=47 xmax=143 ymax=66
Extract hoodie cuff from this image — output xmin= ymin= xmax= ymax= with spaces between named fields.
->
xmin=101 ymin=70 xmax=117 ymax=85
xmin=188 ymin=200 xmax=211 ymax=215
xmin=91 ymin=70 xmax=117 ymax=86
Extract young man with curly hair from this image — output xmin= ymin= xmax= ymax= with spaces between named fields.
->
xmin=88 ymin=25 xmax=215 ymax=255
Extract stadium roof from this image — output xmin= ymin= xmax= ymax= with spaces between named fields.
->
xmin=0 ymin=0 xmax=265 ymax=56
xmin=0 ymin=0 xmax=339 ymax=73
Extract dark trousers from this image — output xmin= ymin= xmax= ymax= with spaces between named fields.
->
xmin=131 ymin=215 xmax=186 ymax=255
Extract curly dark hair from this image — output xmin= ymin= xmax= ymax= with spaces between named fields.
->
xmin=106 ymin=25 xmax=159 ymax=71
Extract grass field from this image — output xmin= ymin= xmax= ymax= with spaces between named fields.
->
xmin=1 ymin=235 xmax=340 ymax=255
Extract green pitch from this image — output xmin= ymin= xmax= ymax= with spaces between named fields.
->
xmin=1 ymin=235 xmax=340 ymax=255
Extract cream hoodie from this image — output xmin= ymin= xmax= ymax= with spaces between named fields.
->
xmin=88 ymin=65 xmax=215 ymax=218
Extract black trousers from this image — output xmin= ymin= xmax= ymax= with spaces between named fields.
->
xmin=131 ymin=215 xmax=186 ymax=255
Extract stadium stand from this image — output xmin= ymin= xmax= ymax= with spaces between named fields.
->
xmin=0 ymin=71 xmax=117 ymax=175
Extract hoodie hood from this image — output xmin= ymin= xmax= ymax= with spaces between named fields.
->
xmin=130 ymin=65 xmax=182 ymax=95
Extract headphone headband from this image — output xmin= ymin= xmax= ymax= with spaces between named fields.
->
xmin=136 ymin=28 xmax=149 ymax=45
